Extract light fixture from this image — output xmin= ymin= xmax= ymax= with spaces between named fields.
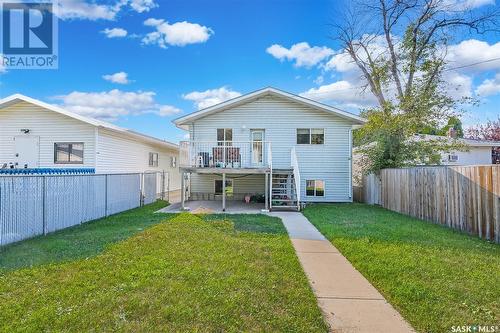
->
xmin=20 ymin=129 xmax=30 ymax=134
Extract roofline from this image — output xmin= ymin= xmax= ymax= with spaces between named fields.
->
xmin=173 ymin=86 xmax=367 ymax=129
xmin=0 ymin=93 xmax=178 ymax=150
xmin=415 ymin=134 xmax=500 ymax=147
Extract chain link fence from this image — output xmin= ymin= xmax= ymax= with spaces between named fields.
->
xmin=0 ymin=171 xmax=169 ymax=246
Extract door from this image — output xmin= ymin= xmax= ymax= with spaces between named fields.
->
xmin=251 ymin=130 xmax=264 ymax=166
xmin=14 ymin=136 xmax=40 ymax=168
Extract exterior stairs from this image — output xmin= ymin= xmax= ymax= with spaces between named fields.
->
xmin=271 ymin=169 xmax=299 ymax=210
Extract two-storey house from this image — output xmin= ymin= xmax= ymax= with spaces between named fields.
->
xmin=174 ymin=87 xmax=366 ymax=211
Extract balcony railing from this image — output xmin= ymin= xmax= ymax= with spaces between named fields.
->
xmin=179 ymin=141 xmax=272 ymax=169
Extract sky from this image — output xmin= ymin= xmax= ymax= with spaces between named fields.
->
xmin=1 ymin=0 xmax=499 ymax=143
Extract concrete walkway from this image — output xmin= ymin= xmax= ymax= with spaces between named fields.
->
xmin=268 ymin=211 xmax=414 ymax=333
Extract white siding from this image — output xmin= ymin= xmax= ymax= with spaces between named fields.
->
xmin=190 ymin=174 xmax=265 ymax=194
xmin=441 ymin=147 xmax=493 ymax=165
xmin=96 ymin=128 xmax=181 ymax=190
xmin=188 ymin=95 xmax=354 ymax=202
xmin=0 ymin=101 xmax=96 ymax=168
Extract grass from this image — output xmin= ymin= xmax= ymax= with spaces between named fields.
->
xmin=303 ymin=203 xmax=500 ymax=333
xmin=0 ymin=201 xmax=172 ymax=271
xmin=0 ymin=206 xmax=326 ymax=332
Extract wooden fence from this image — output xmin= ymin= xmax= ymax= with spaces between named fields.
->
xmin=358 ymin=166 xmax=500 ymax=243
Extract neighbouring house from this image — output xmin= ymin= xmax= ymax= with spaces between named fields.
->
xmin=0 ymin=94 xmax=181 ymax=198
xmin=173 ymin=87 xmax=366 ymax=211
xmin=422 ymin=132 xmax=500 ymax=165
xmin=352 ymin=129 xmax=500 ymax=186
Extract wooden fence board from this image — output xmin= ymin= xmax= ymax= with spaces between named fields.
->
xmin=360 ymin=166 xmax=500 ymax=243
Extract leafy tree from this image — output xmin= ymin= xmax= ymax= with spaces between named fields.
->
xmin=466 ymin=117 xmax=500 ymax=141
xmin=334 ymin=0 xmax=497 ymax=172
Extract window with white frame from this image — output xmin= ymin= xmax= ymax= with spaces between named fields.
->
xmin=297 ymin=128 xmax=324 ymax=144
xmin=149 ymin=152 xmax=159 ymax=167
xmin=171 ymin=156 xmax=177 ymax=168
xmin=306 ymin=180 xmax=325 ymax=197
xmin=54 ymin=143 xmax=84 ymax=164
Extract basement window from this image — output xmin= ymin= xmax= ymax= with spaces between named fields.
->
xmin=215 ymin=179 xmax=233 ymax=196
xmin=306 ymin=180 xmax=325 ymax=197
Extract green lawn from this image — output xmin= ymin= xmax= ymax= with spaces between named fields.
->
xmin=0 ymin=204 xmax=326 ymax=332
xmin=303 ymin=203 xmax=500 ymax=333
xmin=0 ymin=201 xmax=172 ymax=271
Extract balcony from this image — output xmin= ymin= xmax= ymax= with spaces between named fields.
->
xmin=179 ymin=141 xmax=272 ymax=173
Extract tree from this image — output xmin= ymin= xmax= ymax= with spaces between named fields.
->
xmin=466 ymin=117 xmax=500 ymax=141
xmin=334 ymin=0 xmax=498 ymax=172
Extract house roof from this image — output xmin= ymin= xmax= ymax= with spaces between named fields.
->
xmin=0 ymin=94 xmax=179 ymax=150
xmin=173 ymin=87 xmax=367 ymax=130
xmin=415 ymin=134 xmax=500 ymax=147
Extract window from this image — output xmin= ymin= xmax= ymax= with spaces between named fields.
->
xmin=297 ymin=129 xmax=324 ymax=144
xmin=217 ymin=128 xmax=233 ymax=145
xmin=297 ymin=129 xmax=310 ymax=144
xmin=171 ymin=156 xmax=177 ymax=168
xmin=149 ymin=152 xmax=159 ymax=167
xmin=215 ymin=179 xmax=233 ymax=196
xmin=54 ymin=143 xmax=84 ymax=164
xmin=306 ymin=180 xmax=325 ymax=197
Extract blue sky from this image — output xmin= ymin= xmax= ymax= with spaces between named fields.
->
xmin=1 ymin=0 xmax=499 ymax=143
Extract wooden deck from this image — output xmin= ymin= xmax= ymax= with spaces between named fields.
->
xmin=180 ymin=167 xmax=271 ymax=174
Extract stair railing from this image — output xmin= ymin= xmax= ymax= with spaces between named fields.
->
xmin=291 ymin=147 xmax=301 ymax=210
xmin=268 ymin=142 xmax=273 ymax=209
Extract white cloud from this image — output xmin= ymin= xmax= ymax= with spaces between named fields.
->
xmin=301 ymin=81 xmax=377 ymax=108
xmin=323 ymin=52 xmax=357 ymax=73
xmin=102 ymin=72 xmax=131 ymax=84
xmin=142 ymin=18 xmax=213 ymax=48
xmin=447 ymin=39 xmax=500 ymax=72
xmin=442 ymin=0 xmax=495 ymax=10
xmin=158 ymin=105 xmax=182 ymax=116
xmin=475 ymin=73 xmax=500 ymax=96
xmin=444 ymin=71 xmax=473 ymax=99
xmin=314 ymin=75 xmax=324 ymax=85
xmin=266 ymin=42 xmax=334 ymax=68
xmin=129 ymin=0 xmax=157 ymax=13
xmin=101 ymin=28 xmax=128 ymax=38
xmin=57 ymin=0 xmax=158 ymax=21
xmin=57 ymin=0 xmax=119 ymax=20
xmin=183 ymin=87 xmax=241 ymax=110
xmin=53 ymin=89 xmax=180 ymax=121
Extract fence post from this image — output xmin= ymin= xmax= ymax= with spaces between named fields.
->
xmin=167 ymin=172 xmax=170 ymax=203
xmin=42 ymin=176 xmax=47 ymax=235
xmin=104 ymin=174 xmax=108 ymax=217
xmin=140 ymin=173 xmax=144 ymax=207
xmin=161 ymin=171 xmax=165 ymax=201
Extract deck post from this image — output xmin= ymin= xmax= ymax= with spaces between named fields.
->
xmin=265 ymin=172 xmax=269 ymax=211
xmin=222 ymin=173 xmax=226 ymax=212
xmin=181 ymin=171 xmax=185 ymax=210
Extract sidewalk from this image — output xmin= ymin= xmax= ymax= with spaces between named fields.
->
xmin=268 ymin=211 xmax=414 ymax=333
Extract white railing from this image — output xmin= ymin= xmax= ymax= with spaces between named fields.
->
xmin=179 ymin=141 xmax=272 ymax=169
xmin=291 ymin=147 xmax=301 ymax=210
xmin=268 ymin=142 xmax=273 ymax=210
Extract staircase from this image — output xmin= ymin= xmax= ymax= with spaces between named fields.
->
xmin=271 ymin=169 xmax=299 ymax=210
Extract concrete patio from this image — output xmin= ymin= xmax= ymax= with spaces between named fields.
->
xmin=157 ymin=200 xmax=266 ymax=214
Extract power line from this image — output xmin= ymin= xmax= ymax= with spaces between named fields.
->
xmin=303 ymin=57 xmax=500 ymax=97
xmin=443 ymin=57 xmax=500 ymax=71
